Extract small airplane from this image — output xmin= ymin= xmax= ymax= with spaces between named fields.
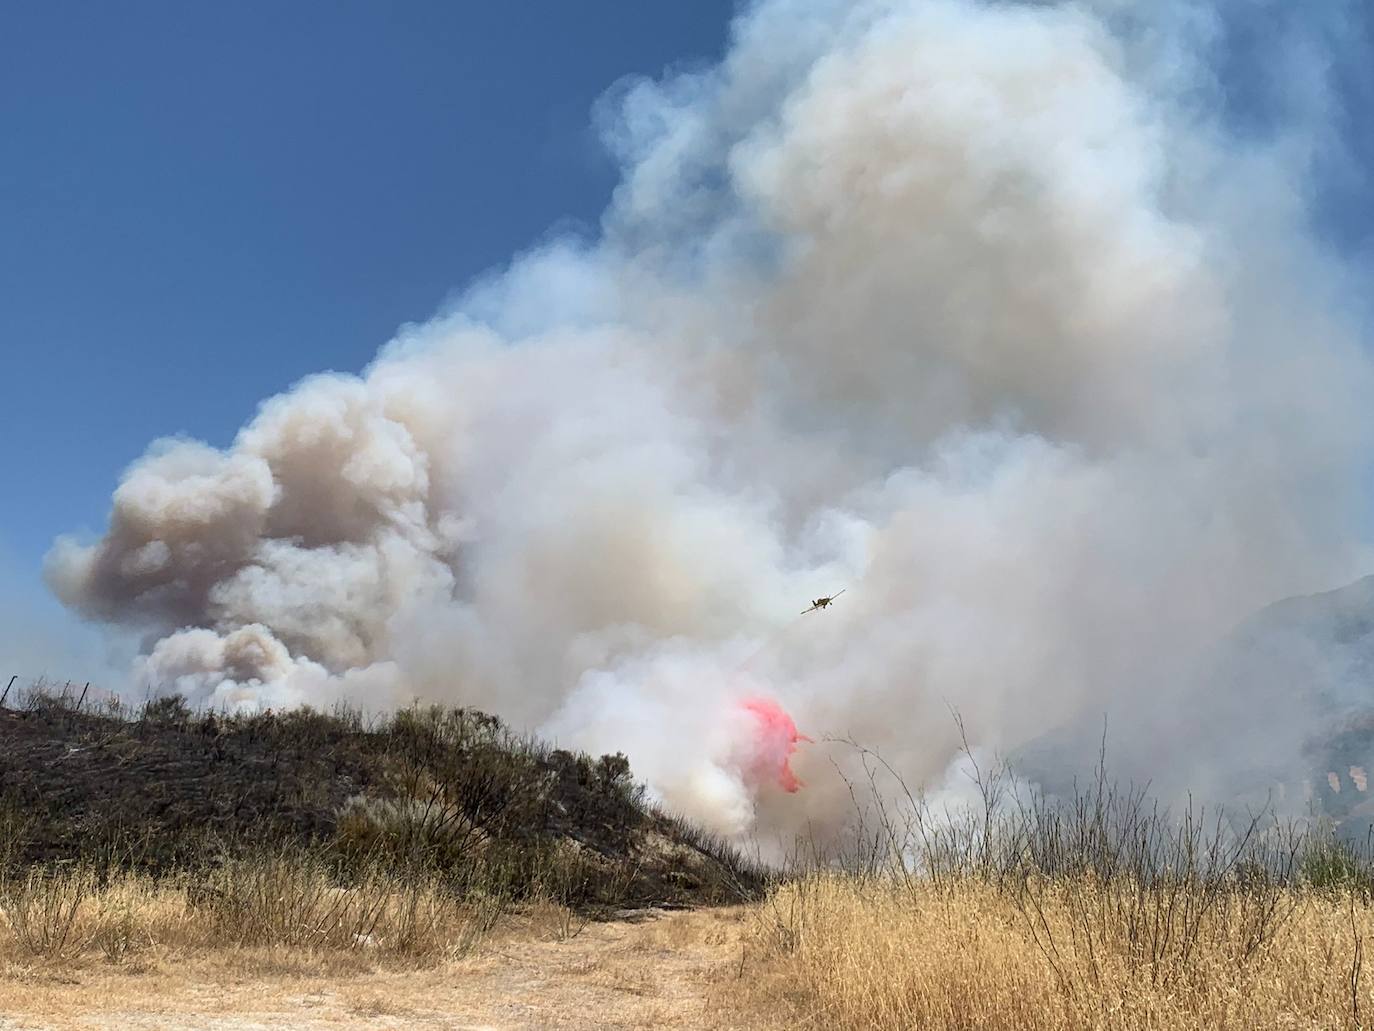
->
xmin=802 ymin=589 xmax=845 ymax=614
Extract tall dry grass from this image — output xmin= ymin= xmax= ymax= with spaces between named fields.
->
xmin=0 ymin=852 xmax=506 ymax=965
xmin=746 ymin=735 xmax=1374 ymax=1030
xmin=750 ymin=875 xmax=1372 ymax=1030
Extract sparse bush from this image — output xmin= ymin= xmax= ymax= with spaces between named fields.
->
xmin=1301 ymin=834 xmax=1374 ymax=895
xmin=3 ymin=866 xmax=95 ymax=960
xmin=92 ymin=893 xmax=153 ymax=963
xmin=184 ymin=848 xmax=496 ymax=955
xmin=141 ymin=694 xmax=192 ymax=724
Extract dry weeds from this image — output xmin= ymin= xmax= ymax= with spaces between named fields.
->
xmin=0 ymin=864 xmax=496 ymax=964
xmin=745 ymin=872 xmax=1374 ymax=1030
xmin=6 ymin=855 xmax=1374 ymax=1029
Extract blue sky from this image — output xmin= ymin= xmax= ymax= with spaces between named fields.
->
xmin=3 ymin=0 xmax=1372 ymax=681
xmin=1 ymin=1 xmax=734 ymax=670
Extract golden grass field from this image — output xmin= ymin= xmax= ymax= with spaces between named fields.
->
xmin=745 ymin=874 xmax=1374 ymax=1030
xmin=2 ymin=864 xmax=1374 ymax=1029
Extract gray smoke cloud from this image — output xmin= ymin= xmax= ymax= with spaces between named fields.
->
xmin=48 ymin=0 xmax=1374 ymax=837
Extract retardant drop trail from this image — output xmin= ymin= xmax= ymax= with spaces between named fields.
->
xmin=739 ymin=697 xmax=811 ymax=794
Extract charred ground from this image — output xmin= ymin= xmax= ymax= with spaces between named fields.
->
xmin=0 ymin=682 xmax=766 ymax=912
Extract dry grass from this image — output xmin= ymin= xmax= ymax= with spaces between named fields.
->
xmin=740 ymin=733 xmax=1374 ymax=1030
xmin=746 ymin=873 xmax=1374 ymax=1029
xmin=0 ymin=858 xmax=500 ymax=966
xmin=7 ymin=841 xmax=1374 ymax=1029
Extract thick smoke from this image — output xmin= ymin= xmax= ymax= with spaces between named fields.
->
xmin=49 ymin=0 xmax=1374 ymax=837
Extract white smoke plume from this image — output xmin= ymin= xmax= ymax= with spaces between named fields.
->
xmin=49 ymin=0 xmax=1374 ymax=838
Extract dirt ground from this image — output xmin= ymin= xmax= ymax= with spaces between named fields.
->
xmin=0 ymin=907 xmax=773 ymax=1031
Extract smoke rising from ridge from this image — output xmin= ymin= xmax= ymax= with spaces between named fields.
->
xmin=49 ymin=0 xmax=1374 ymax=838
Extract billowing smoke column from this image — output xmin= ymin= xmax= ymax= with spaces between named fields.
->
xmin=48 ymin=0 xmax=1374 ymax=838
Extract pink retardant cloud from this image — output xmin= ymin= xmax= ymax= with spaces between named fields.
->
xmin=739 ymin=697 xmax=811 ymax=793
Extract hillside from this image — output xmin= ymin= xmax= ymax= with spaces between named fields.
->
xmin=0 ymin=685 xmax=765 ymax=912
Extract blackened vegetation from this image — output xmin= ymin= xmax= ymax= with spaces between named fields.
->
xmin=0 ymin=681 xmax=766 ymax=913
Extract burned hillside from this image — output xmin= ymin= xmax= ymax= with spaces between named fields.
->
xmin=0 ymin=683 xmax=765 ymax=911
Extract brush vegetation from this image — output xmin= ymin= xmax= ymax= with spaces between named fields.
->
xmin=0 ymin=677 xmax=765 ymax=969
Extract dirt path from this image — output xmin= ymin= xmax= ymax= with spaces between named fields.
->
xmin=0 ymin=908 xmax=771 ymax=1031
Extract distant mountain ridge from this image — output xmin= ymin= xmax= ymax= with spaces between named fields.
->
xmin=1224 ymin=573 xmax=1374 ymax=722
xmin=1242 ymin=574 xmax=1374 ymax=654
xmin=1013 ymin=573 xmax=1374 ymax=823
